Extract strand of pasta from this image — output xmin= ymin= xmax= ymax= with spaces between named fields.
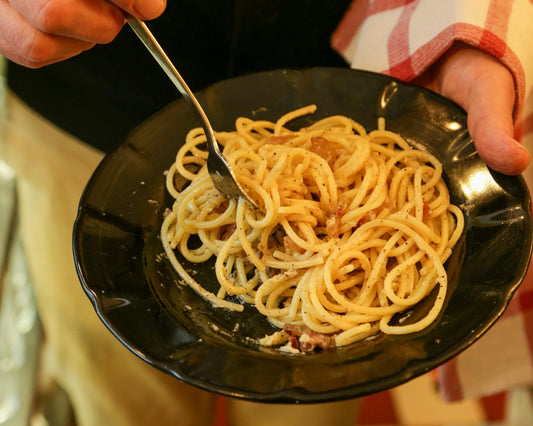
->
xmin=161 ymin=105 xmax=464 ymax=348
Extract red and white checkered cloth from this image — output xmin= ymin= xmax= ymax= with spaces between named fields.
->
xmin=332 ymin=0 xmax=533 ymax=401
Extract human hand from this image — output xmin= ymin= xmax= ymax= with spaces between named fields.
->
xmin=413 ymin=42 xmax=530 ymax=175
xmin=0 ymin=0 xmax=166 ymax=68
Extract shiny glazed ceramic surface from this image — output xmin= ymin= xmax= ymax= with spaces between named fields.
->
xmin=73 ymin=68 xmax=532 ymax=403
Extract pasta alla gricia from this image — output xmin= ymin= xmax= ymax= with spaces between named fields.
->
xmin=160 ymin=105 xmax=464 ymax=352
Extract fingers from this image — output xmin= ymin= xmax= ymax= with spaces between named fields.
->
xmin=0 ymin=35 xmax=95 ymax=68
xmin=0 ymin=0 xmax=166 ymax=68
xmin=0 ymin=0 xmax=95 ymax=67
xmin=110 ymin=0 xmax=166 ymax=21
xmin=7 ymin=0 xmax=125 ymax=43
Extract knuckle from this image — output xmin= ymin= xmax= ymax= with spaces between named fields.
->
xmin=19 ymin=33 xmax=55 ymax=64
xmin=34 ymin=0 xmax=123 ymax=44
xmin=98 ymin=23 xmax=122 ymax=44
xmin=32 ymin=1 xmax=66 ymax=34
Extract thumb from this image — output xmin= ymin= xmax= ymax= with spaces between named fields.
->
xmin=422 ymin=42 xmax=530 ymax=175
xmin=465 ymin=68 xmax=529 ymax=175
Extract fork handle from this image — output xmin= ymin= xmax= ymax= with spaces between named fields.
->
xmin=126 ymin=17 xmax=220 ymax=153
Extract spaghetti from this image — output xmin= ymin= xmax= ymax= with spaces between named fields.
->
xmin=161 ymin=105 xmax=464 ymax=351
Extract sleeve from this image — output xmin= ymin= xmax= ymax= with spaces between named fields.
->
xmin=331 ymin=0 xmax=533 ymax=117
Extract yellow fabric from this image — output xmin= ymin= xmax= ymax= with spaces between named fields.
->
xmin=2 ymin=92 xmax=215 ymax=426
xmin=1 ymin=92 xmax=360 ymax=426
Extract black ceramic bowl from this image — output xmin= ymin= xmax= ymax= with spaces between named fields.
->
xmin=73 ymin=67 xmax=532 ymax=403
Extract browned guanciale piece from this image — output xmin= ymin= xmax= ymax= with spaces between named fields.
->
xmin=310 ymin=136 xmax=336 ymax=166
xmin=284 ymin=324 xmax=332 ymax=352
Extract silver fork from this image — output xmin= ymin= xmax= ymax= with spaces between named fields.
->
xmin=127 ymin=17 xmax=259 ymax=208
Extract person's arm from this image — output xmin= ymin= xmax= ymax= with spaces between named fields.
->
xmin=332 ymin=0 xmax=533 ymax=175
xmin=0 ymin=0 xmax=165 ymax=68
